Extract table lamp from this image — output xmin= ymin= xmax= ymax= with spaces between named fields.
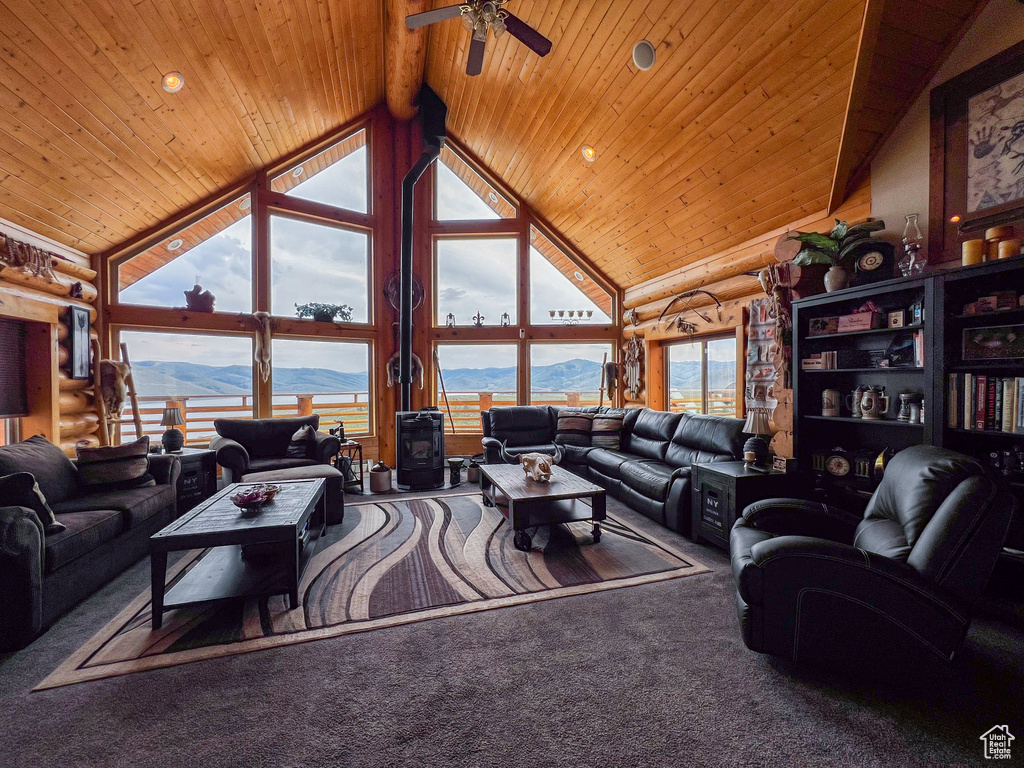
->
xmin=742 ymin=407 xmax=773 ymax=471
xmin=160 ymin=407 xmax=185 ymax=453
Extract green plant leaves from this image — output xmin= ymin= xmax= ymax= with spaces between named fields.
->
xmin=792 ymin=248 xmax=835 ymax=266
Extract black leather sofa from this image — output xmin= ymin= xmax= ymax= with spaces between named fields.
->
xmin=481 ymin=405 xmax=745 ymax=537
xmin=0 ymin=436 xmax=181 ymax=650
xmin=729 ymin=445 xmax=1014 ymax=669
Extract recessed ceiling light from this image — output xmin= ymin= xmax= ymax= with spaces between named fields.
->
xmin=292 ymin=167 xmax=305 ymax=178
xmin=239 ymin=198 xmax=252 ymax=210
xmin=633 ymin=40 xmax=656 ymax=71
xmin=573 ymin=270 xmax=585 ymax=282
xmin=167 ymin=238 xmax=183 ymax=251
xmin=949 ymin=214 xmax=961 ymax=223
xmin=162 ymin=72 xmax=185 ymax=93
xmin=581 ymin=145 xmax=596 ymax=162
xmin=488 ymin=191 xmax=498 ymax=203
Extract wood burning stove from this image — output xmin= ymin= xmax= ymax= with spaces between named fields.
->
xmin=396 ymin=408 xmax=445 ymax=490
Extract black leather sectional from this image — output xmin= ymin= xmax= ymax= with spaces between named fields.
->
xmin=481 ymin=405 xmax=745 ymax=537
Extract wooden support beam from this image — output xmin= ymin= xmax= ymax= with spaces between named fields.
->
xmin=385 ymin=0 xmax=429 ymax=121
xmin=828 ymin=0 xmax=886 ymax=213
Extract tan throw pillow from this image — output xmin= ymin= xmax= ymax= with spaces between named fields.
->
xmin=76 ymin=437 xmax=154 ymax=489
xmin=555 ymin=411 xmax=594 ymax=447
xmin=285 ymin=425 xmax=317 ymax=458
xmin=591 ymin=414 xmax=624 ymax=450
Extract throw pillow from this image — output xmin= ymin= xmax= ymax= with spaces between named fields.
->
xmin=285 ymin=425 xmax=317 ymax=459
xmin=76 ymin=437 xmax=154 ymax=490
xmin=591 ymin=414 xmax=624 ymax=450
xmin=0 ymin=472 xmax=66 ymax=535
xmin=554 ymin=411 xmax=594 ymax=447
xmin=0 ymin=434 xmax=79 ymax=505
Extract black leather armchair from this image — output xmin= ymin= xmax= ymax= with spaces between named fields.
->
xmin=210 ymin=415 xmax=340 ymax=484
xmin=730 ymin=445 xmax=1014 ymax=668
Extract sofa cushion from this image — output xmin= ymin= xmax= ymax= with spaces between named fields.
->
xmin=487 ymin=406 xmax=554 ymax=447
xmin=622 ymin=410 xmax=682 ymax=461
xmin=45 ymin=509 xmax=124 ymax=574
xmin=247 ymin=457 xmax=319 ymax=473
xmin=587 ymin=449 xmax=636 ymax=479
xmin=76 ymin=437 xmax=153 ymax=490
xmin=554 ymin=411 xmax=594 ymax=447
xmin=0 ymin=435 xmax=79 ymax=505
xmin=591 ymin=414 xmax=624 ymax=449
xmin=664 ymin=412 xmax=746 ymax=468
xmin=213 ymin=416 xmax=320 ymax=459
xmin=51 ymin=484 xmax=176 ymax=529
xmin=560 ymin=444 xmax=594 ymax=466
xmin=285 ymin=425 xmax=317 ymax=459
xmin=618 ymin=460 xmax=676 ymax=502
xmin=0 ymin=471 xmax=66 ymax=534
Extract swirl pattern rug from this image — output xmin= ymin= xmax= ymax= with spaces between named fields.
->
xmin=39 ymin=492 xmax=709 ymax=689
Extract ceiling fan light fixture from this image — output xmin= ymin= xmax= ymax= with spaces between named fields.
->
xmin=633 ymin=40 xmax=656 ymax=71
xmin=162 ymin=72 xmax=185 ymax=92
xmin=581 ymin=145 xmax=596 ymax=162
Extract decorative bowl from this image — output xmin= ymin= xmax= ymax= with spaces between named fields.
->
xmin=230 ymin=484 xmax=282 ymax=512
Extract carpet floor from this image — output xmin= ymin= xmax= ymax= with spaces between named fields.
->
xmin=1 ymin=495 xmax=1022 ymax=767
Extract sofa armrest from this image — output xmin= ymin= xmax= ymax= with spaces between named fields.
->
xmin=480 ymin=411 xmax=491 ymax=438
xmin=740 ymin=497 xmax=859 ymax=542
xmin=313 ymin=431 xmax=341 ymax=466
xmin=481 ymin=436 xmax=502 ymax=465
xmin=0 ymin=506 xmax=44 ymax=650
xmin=210 ymin=435 xmax=250 ymax=480
xmin=149 ymin=454 xmax=181 ymax=487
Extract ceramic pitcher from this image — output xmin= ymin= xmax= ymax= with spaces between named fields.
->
xmin=860 ymin=386 xmax=890 ymax=420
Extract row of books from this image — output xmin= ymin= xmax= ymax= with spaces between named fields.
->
xmin=947 ymin=374 xmax=1024 ymax=433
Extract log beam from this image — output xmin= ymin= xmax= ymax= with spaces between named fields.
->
xmin=385 ymin=0 xmax=429 ymax=121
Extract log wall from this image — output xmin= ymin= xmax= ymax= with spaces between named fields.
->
xmin=0 ymin=220 xmax=100 ymax=456
xmin=621 ymin=177 xmax=872 ymax=456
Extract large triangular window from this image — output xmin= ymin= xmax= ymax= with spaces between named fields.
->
xmin=529 ymin=227 xmax=612 ymax=325
xmin=434 ymin=147 xmax=516 ymax=221
xmin=270 ymin=129 xmax=368 ymax=213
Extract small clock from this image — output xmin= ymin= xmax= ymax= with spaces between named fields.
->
xmin=826 ymin=454 xmax=852 ymax=477
xmin=850 ymin=242 xmax=895 ymax=286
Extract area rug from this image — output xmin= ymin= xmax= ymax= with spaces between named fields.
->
xmin=38 ymin=493 xmax=709 ymax=690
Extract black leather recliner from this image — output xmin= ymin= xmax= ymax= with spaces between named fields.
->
xmin=730 ymin=445 xmax=1015 ymax=668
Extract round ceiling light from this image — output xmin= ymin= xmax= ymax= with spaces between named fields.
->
xmin=581 ymin=145 xmax=596 ymax=162
xmin=292 ymin=167 xmax=305 ymax=178
xmin=488 ymin=191 xmax=498 ymax=203
xmin=162 ymin=72 xmax=185 ymax=93
xmin=633 ymin=40 xmax=656 ymax=71
xmin=167 ymin=238 xmax=183 ymax=252
xmin=573 ymin=270 xmax=585 ymax=282
xmin=239 ymin=197 xmax=252 ymax=210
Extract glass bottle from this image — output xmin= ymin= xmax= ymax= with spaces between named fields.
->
xmin=899 ymin=213 xmax=925 ymax=276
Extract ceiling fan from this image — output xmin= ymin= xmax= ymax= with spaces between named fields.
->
xmin=406 ymin=1 xmax=552 ymax=76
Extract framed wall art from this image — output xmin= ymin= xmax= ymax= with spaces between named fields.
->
xmin=929 ymin=39 xmax=1024 ymax=265
xmin=65 ymin=305 xmax=91 ymax=380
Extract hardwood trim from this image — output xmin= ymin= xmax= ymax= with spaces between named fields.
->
xmin=263 ymin=191 xmax=375 ymax=230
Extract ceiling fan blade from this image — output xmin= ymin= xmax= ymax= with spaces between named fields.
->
xmin=466 ymin=35 xmax=486 ymax=76
xmin=406 ymin=5 xmax=463 ymax=30
xmin=503 ymin=12 xmax=552 ymax=57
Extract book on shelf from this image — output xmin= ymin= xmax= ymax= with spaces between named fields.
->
xmin=946 ymin=374 xmax=1023 ymax=433
xmin=800 ymin=351 xmax=837 ymax=370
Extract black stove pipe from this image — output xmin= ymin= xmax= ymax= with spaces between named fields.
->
xmin=399 ymin=86 xmax=447 ymax=412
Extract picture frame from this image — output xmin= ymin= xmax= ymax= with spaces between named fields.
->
xmin=962 ymin=324 xmax=1024 ymax=361
xmin=65 ymin=305 xmax=91 ymax=380
xmin=929 ymin=39 xmax=1024 ymax=264
xmin=887 ymin=310 xmax=906 ymax=329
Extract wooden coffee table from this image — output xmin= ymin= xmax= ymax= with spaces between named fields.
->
xmin=149 ymin=479 xmax=326 ymax=630
xmin=479 ymin=464 xmax=606 ymax=552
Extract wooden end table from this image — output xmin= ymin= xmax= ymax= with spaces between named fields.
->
xmin=479 ymin=463 xmax=606 ymax=552
xmin=149 ymin=478 xmax=326 ymax=629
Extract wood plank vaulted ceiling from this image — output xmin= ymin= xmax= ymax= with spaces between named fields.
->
xmin=0 ymin=0 xmax=983 ymax=289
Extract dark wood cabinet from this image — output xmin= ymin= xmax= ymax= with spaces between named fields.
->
xmin=691 ymin=461 xmax=803 ymax=550
xmin=174 ymin=447 xmax=218 ymax=514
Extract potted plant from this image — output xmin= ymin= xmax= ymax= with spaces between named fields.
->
xmin=294 ymin=302 xmax=354 ymax=323
xmin=790 ymin=219 xmax=886 ymax=292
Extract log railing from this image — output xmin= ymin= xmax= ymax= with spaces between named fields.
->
xmin=668 ymin=389 xmax=737 ymax=415
xmin=120 ymin=393 xmax=370 ymax=446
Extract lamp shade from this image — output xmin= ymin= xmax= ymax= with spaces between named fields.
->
xmin=742 ymin=407 xmax=772 ymax=437
xmin=160 ymin=407 xmax=185 ymax=428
